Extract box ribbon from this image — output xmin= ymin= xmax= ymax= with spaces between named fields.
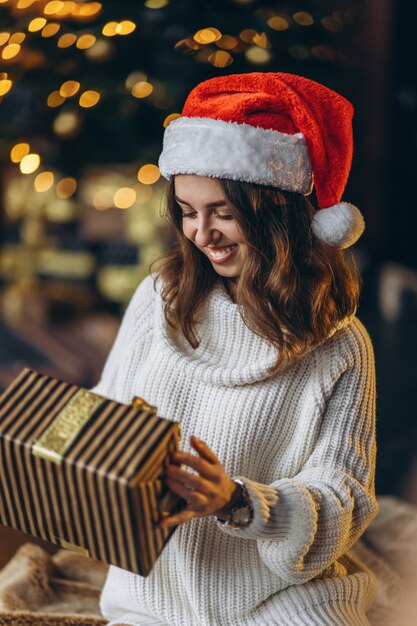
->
xmin=32 ymin=389 xmax=105 ymax=464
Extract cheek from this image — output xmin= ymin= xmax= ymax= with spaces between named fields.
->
xmin=181 ymin=220 xmax=246 ymax=245
xmin=229 ymin=223 xmax=246 ymax=244
xmin=182 ymin=221 xmax=193 ymax=241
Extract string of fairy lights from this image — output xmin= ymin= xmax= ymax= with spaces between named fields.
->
xmin=0 ymin=0 xmax=361 ymax=216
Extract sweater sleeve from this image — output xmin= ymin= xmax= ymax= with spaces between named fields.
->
xmin=89 ymin=274 xmax=156 ymax=403
xmin=217 ymin=322 xmax=379 ymax=585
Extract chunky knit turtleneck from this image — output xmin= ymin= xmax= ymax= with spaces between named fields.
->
xmin=93 ymin=274 xmax=379 ymax=626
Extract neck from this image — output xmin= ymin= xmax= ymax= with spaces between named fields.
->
xmin=223 ymin=277 xmax=237 ymax=303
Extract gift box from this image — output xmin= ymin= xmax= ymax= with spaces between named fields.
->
xmin=0 ymin=367 xmax=182 ymax=576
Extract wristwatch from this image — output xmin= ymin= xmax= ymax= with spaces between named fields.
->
xmin=215 ymin=478 xmax=254 ymax=529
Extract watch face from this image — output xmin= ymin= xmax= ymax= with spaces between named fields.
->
xmin=231 ymin=506 xmax=251 ymax=526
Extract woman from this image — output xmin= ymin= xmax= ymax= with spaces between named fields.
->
xmin=95 ymin=73 xmax=379 ymax=625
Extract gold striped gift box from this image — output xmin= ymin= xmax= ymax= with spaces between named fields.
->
xmin=0 ymin=367 xmax=182 ymax=576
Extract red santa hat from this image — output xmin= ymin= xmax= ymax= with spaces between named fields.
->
xmin=158 ymin=72 xmax=364 ymax=249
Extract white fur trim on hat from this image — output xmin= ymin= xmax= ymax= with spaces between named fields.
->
xmin=311 ymin=202 xmax=365 ymax=249
xmin=158 ymin=116 xmax=313 ymax=194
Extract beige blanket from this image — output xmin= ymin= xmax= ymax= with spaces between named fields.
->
xmin=0 ymin=495 xmax=416 ymax=625
xmin=0 ymin=542 xmax=108 ymax=625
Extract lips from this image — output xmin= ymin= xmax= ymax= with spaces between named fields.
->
xmin=205 ymin=244 xmax=238 ymax=263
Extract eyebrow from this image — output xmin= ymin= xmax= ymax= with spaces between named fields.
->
xmin=174 ymin=195 xmax=227 ymax=208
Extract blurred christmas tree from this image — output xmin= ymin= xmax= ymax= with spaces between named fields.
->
xmin=0 ymin=0 xmax=369 ymax=318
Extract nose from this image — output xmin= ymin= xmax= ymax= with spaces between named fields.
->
xmin=193 ymin=215 xmax=221 ymax=248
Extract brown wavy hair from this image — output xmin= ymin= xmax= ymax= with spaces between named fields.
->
xmin=154 ymin=177 xmax=361 ymax=375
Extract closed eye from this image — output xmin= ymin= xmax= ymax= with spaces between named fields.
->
xmin=181 ymin=211 xmax=234 ymax=221
xmin=215 ymin=213 xmax=234 ymax=220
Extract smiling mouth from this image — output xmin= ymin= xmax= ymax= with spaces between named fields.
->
xmin=205 ymin=244 xmax=238 ymax=262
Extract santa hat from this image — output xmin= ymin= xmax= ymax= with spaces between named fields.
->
xmin=158 ymin=72 xmax=364 ymax=249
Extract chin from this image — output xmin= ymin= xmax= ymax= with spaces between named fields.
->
xmin=212 ymin=266 xmax=240 ymax=278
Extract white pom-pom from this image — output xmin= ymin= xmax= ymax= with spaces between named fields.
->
xmin=311 ymin=202 xmax=365 ymax=249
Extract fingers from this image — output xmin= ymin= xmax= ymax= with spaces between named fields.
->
xmin=166 ymin=477 xmax=208 ymax=509
xmin=190 ymin=435 xmax=220 ymax=464
xmin=170 ymin=436 xmax=221 ymax=479
xmin=159 ymin=477 xmax=209 ymax=529
xmin=170 ymin=452 xmax=218 ymax=480
xmin=167 ymin=464 xmax=212 ymax=491
xmin=161 ymin=436 xmax=229 ymax=530
xmin=159 ymin=509 xmax=196 ymax=529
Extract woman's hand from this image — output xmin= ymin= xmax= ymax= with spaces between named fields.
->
xmin=159 ymin=435 xmax=237 ymax=529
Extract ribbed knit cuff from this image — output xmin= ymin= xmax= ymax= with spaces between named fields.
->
xmin=215 ymin=476 xmax=277 ymax=538
xmin=216 ymin=476 xmax=317 ymax=547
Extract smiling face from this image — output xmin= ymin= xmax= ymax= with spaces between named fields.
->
xmin=175 ymin=174 xmax=246 ymax=278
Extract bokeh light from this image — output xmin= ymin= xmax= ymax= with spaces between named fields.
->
xmin=245 ymin=46 xmax=271 ymax=64
xmin=75 ymin=1 xmax=102 ymax=17
xmin=216 ymin=35 xmax=238 ymax=50
xmin=44 ymin=1 xmax=65 ymax=15
xmin=2 ymin=44 xmax=21 ymax=60
xmin=47 ymin=90 xmax=65 ymax=107
xmin=34 ymin=171 xmax=54 ymax=192
xmin=163 ymin=112 xmax=181 ymax=128
xmin=76 ymin=34 xmax=96 ymax=49
xmin=0 ymin=78 xmax=12 ymax=96
xmin=54 ymin=1 xmax=76 ymax=17
xmin=9 ymin=32 xmax=26 ymax=44
xmin=115 ymin=21 xmax=136 ymax=36
xmin=16 ymin=0 xmax=36 ymax=7
xmin=20 ymin=153 xmax=41 ymax=174
xmin=102 ymin=22 xmax=118 ymax=37
xmin=137 ymin=164 xmax=160 ymax=184
xmin=53 ymin=111 xmax=81 ymax=138
xmin=208 ymin=50 xmax=233 ymax=67
xmin=239 ymin=28 xmax=257 ymax=43
xmin=194 ymin=28 xmax=222 ymax=44
xmin=293 ymin=12 xmax=314 ymax=26
xmin=252 ymin=32 xmax=270 ymax=48
xmin=114 ymin=187 xmax=137 ymax=209
xmin=321 ymin=16 xmax=344 ymax=32
xmin=93 ymin=188 xmax=114 ymax=210
xmin=56 ymin=177 xmax=77 ymax=198
xmin=145 ymin=0 xmax=169 ymax=8
xmin=41 ymin=23 xmax=61 ymax=38
xmin=10 ymin=143 xmax=30 ymax=163
xmin=79 ymin=90 xmax=101 ymax=107
xmin=267 ymin=16 xmax=289 ymax=31
xmin=57 ymin=33 xmax=77 ymax=48
xmin=59 ymin=80 xmax=80 ymax=97
xmin=131 ymin=81 xmax=153 ymax=98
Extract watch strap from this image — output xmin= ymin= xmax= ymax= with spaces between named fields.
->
xmin=215 ymin=478 xmax=254 ymax=529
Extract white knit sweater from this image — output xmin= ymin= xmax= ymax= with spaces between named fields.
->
xmin=93 ymin=274 xmax=380 ymax=626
